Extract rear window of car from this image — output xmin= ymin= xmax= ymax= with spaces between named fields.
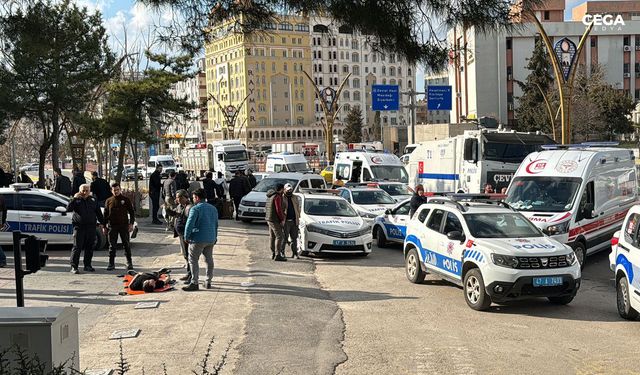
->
xmin=624 ymin=213 xmax=640 ymax=245
xmin=0 ymin=193 xmax=16 ymax=210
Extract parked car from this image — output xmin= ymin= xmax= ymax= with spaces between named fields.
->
xmin=372 ymin=198 xmax=411 ymax=247
xmin=610 ymin=206 xmax=640 ymax=320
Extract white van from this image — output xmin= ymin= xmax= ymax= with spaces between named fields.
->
xmin=147 ymin=155 xmax=177 ymax=177
xmin=265 ymin=153 xmax=311 ymax=173
xmin=505 ymin=144 xmax=637 ymax=267
xmin=334 ymin=151 xmax=408 ymax=184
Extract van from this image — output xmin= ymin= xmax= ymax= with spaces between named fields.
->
xmin=266 ymin=153 xmax=311 ymax=173
xmin=334 ymin=151 xmax=408 ymax=184
xmin=147 ymin=155 xmax=177 ymax=177
xmin=504 ymin=144 xmax=637 ymax=267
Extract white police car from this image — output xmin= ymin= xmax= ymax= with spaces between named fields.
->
xmin=404 ymin=195 xmax=581 ymax=310
xmin=297 ymin=190 xmax=372 ymax=256
xmin=372 ymin=181 xmax=413 ymax=203
xmin=372 ymin=199 xmax=410 ymax=247
xmin=0 ymin=184 xmax=137 ymax=248
xmin=609 ymin=206 xmax=640 ymax=320
xmin=337 ymin=186 xmax=397 ymax=223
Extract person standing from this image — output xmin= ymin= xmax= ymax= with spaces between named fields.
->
xmin=282 ymin=183 xmax=301 ymax=259
xmin=149 ymin=165 xmax=163 ymax=224
xmin=0 ymin=167 xmax=6 ymax=188
xmin=175 ymin=170 xmax=189 ymax=191
xmin=165 ymin=189 xmax=192 ymax=283
xmin=18 ymin=171 xmax=33 ymax=185
xmin=104 ymin=183 xmax=135 ymax=271
xmin=53 ymin=168 xmax=72 ymax=196
xmin=409 ymin=184 xmax=426 ymax=218
xmin=246 ymin=169 xmax=257 ymax=189
xmin=265 ymin=183 xmax=286 ymax=261
xmin=213 ymin=172 xmax=227 ymax=200
xmin=229 ymin=170 xmax=250 ymax=220
xmin=0 ymin=194 xmax=7 ymax=267
xmin=182 ymin=188 xmax=218 ymax=291
xmin=163 ymin=171 xmax=177 ymax=229
xmin=90 ymin=171 xmax=112 ymax=207
xmin=202 ymin=172 xmax=217 ymax=205
xmin=71 ymin=167 xmax=87 ymax=196
xmin=67 ymin=183 xmax=105 ymax=274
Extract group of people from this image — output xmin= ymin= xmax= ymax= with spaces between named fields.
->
xmin=265 ymin=183 xmax=300 ymax=261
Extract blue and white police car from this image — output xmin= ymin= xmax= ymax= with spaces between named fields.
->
xmin=0 ymin=184 xmax=137 ymax=248
xmin=337 ymin=186 xmax=397 ymax=224
xmin=296 ymin=190 xmax=372 ymax=256
xmin=372 ymin=199 xmax=411 ymax=247
xmin=404 ymin=195 xmax=581 ymax=310
xmin=609 ymin=206 xmax=640 ymax=320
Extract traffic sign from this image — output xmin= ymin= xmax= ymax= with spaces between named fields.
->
xmin=371 ymin=85 xmax=399 ymax=111
xmin=427 ymin=85 xmax=452 ymax=111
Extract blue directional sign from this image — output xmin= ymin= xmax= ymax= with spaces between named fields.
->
xmin=427 ymin=85 xmax=452 ymax=111
xmin=371 ymin=85 xmax=399 ymax=111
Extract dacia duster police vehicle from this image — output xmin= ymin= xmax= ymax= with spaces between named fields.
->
xmin=296 ymin=189 xmax=372 ymax=256
xmin=372 ymin=199 xmax=411 ymax=247
xmin=404 ymin=195 xmax=581 ymax=310
xmin=610 ymin=206 xmax=640 ymax=320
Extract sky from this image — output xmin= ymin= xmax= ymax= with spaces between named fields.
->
xmin=76 ymin=0 xmax=589 ymax=95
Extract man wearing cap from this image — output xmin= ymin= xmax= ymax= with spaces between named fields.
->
xmin=165 ymin=189 xmax=192 ymax=283
xmin=265 ymin=183 xmax=287 ymax=261
xmin=104 ymin=182 xmax=135 ymax=270
xmin=282 ymin=183 xmax=301 ymax=258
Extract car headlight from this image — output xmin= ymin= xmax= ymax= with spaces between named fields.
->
xmin=307 ymin=224 xmax=333 ymax=236
xmin=491 ymin=253 xmax=519 ymax=268
xmin=544 ymin=221 xmax=570 ymax=236
xmin=356 ymin=226 xmax=372 ymax=236
xmin=358 ymin=210 xmax=377 ymax=219
xmin=565 ymin=251 xmax=577 ymax=266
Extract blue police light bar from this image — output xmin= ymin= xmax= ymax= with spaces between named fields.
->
xmin=541 ymin=141 xmax=620 ymax=150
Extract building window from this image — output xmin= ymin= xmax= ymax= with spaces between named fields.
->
xmin=297 ymin=117 xmax=304 ymax=125
xmin=624 ymin=35 xmax=631 ymax=46
xmin=543 ymin=10 xmax=550 ymax=20
xmin=382 ymin=66 xmax=386 ymax=75
xmin=352 ymin=53 xmax=359 ymax=62
xmin=635 ymin=89 xmax=640 ymax=99
xmin=624 ymin=63 xmax=630 ymax=74
xmin=353 ymin=78 xmax=360 ymax=88
xmin=343 ymin=65 xmax=349 ymax=73
xmin=353 ymin=66 xmax=360 ymax=75
xmin=284 ymin=63 xmax=288 ymax=72
xmin=283 ymin=50 xmax=288 ymax=57
xmin=590 ymin=36 xmax=597 ymax=48
xmin=279 ymin=23 xmax=293 ymax=31
xmin=353 ymin=91 xmax=360 ymax=101
xmin=343 ymin=91 xmax=350 ymax=100
xmin=390 ymin=67 xmax=395 ymax=76
xmin=297 ymin=104 xmax=303 ymax=112
xmin=506 ymin=38 xmax=512 ymax=50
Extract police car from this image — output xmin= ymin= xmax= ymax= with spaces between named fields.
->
xmin=372 ymin=199 xmax=411 ymax=247
xmin=337 ymin=186 xmax=397 ymax=224
xmin=297 ymin=190 xmax=372 ymax=256
xmin=0 ymin=184 xmax=137 ymax=248
xmin=372 ymin=181 xmax=413 ymax=203
xmin=404 ymin=195 xmax=581 ymax=310
xmin=609 ymin=205 xmax=640 ymax=320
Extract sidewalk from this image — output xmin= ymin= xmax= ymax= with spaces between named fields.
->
xmin=0 ymin=218 xmax=252 ymax=374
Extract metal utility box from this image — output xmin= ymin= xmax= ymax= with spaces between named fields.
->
xmin=0 ymin=307 xmax=80 ymax=372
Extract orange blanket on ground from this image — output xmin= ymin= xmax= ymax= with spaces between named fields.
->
xmin=122 ymin=273 xmax=174 ymax=295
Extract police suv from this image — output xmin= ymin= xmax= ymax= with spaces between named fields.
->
xmin=372 ymin=199 xmax=411 ymax=247
xmin=609 ymin=205 xmax=640 ymax=320
xmin=404 ymin=195 xmax=581 ymax=310
xmin=0 ymin=184 xmax=137 ymax=248
xmin=296 ymin=189 xmax=372 ymax=256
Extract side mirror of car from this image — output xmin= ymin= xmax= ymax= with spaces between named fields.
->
xmin=447 ymin=231 xmax=465 ymax=242
xmin=55 ymin=206 xmax=67 ymax=215
xmin=582 ymin=203 xmax=595 ymax=219
xmin=385 ymin=209 xmax=392 ymax=215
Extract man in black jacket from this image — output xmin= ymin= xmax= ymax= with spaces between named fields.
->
xmin=53 ymin=168 xmax=72 ymax=196
xmin=67 ymin=183 xmax=105 ymax=274
xmin=90 ymin=171 xmax=112 ymax=207
xmin=202 ymin=172 xmax=216 ymax=205
xmin=246 ymin=169 xmax=257 ymax=189
xmin=409 ymin=184 xmax=426 ymax=218
xmin=229 ymin=170 xmax=250 ymax=220
xmin=71 ymin=167 xmax=87 ymax=196
xmin=149 ymin=165 xmax=163 ymax=224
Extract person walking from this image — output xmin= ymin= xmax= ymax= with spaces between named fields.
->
xmin=90 ymin=171 xmax=112 ymax=207
xmin=409 ymin=184 xmax=427 ymax=218
xmin=182 ymin=188 xmax=218 ymax=291
xmin=229 ymin=170 xmax=250 ymax=220
xmin=265 ymin=183 xmax=287 ymax=261
xmin=165 ymin=189 xmax=192 ymax=283
xmin=0 ymin=194 xmax=7 ymax=267
xmin=282 ymin=183 xmax=301 ymax=258
xmin=149 ymin=165 xmax=163 ymax=224
xmin=53 ymin=168 xmax=72 ymax=196
xmin=104 ymin=183 xmax=135 ymax=271
xmin=71 ymin=167 xmax=87 ymax=196
xmin=67 ymin=183 xmax=105 ymax=274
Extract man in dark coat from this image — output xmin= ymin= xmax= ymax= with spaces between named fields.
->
xmin=67 ymin=183 xmax=105 ymax=274
xmin=228 ymin=170 xmax=251 ymax=220
xmin=0 ymin=167 xmax=7 ymax=187
xmin=90 ymin=171 xmax=112 ymax=207
xmin=149 ymin=165 xmax=163 ymax=224
xmin=18 ymin=171 xmax=33 ymax=185
xmin=202 ymin=172 xmax=217 ymax=205
xmin=71 ymin=167 xmax=87 ymax=196
xmin=175 ymin=170 xmax=189 ymax=191
xmin=409 ymin=184 xmax=427 ymax=218
xmin=104 ymin=182 xmax=136 ymax=271
xmin=53 ymin=168 xmax=72 ymax=196
xmin=246 ymin=169 xmax=257 ymax=189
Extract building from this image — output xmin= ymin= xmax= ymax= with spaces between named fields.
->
xmin=448 ymin=0 xmax=640 ymax=127
xmin=309 ymin=17 xmax=416 ymax=151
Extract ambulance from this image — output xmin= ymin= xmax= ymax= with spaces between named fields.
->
xmin=333 ymin=151 xmax=408 ymax=184
xmin=505 ymin=144 xmax=637 ymax=268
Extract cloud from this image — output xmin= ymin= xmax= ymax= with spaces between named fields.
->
xmin=71 ymin=0 xmax=113 ymax=15
xmin=128 ymin=2 xmax=155 ymax=32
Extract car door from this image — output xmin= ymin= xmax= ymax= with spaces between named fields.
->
xmin=439 ymin=211 xmax=466 ymax=278
xmin=423 ymin=208 xmax=446 ymax=272
xmin=0 ymin=192 xmax=19 ymax=244
xmin=620 ymin=212 xmax=640 ymax=305
xmin=17 ymin=193 xmax=73 ymax=244
xmin=385 ymin=201 xmax=411 ymax=242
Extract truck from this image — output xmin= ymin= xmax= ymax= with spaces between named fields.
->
xmin=182 ymin=140 xmax=249 ymax=179
xmin=271 ymin=142 xmax=306 ymax=154
xmin=407 ymin=128 xmax=553 ymax=193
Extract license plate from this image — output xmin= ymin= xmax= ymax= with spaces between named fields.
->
xmin=248 ymin=208 xmax=262 ymax=213
xmin=333 ymin=240 xmax=356 ymax=246
xmin=533 ymin=276 xmax=563 ymax=287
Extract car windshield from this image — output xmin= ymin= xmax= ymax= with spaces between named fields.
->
xmin=352 ymin=190 xmax=396 ymax=204
xmin=483 ymin=142 xmax=544 ymax=163
xmin=505 ymin=177 xmax=582 ymax=212
xmin=464 ymin=213 xmax=543 ymax=238
xmin=304 ymin=198 xmax=357 ymax=217
xmin=224 ymin=150 xmax=248 ymax=162
xmin=370 ymin=166 xmax=408 ymax=183
xmin=158 ymin=160 xmax=175 ymax=167
xmin=285 ymin=162 xmax=310 ymax=172
xmin=254 ymin=178 xmax=298 ymax=192
xmin=378 ymin=184 xmax=411 ymax=196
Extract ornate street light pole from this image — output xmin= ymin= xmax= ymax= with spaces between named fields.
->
xmin=208 ymin=92 xmax=252 ymax=140
xmin=303 ymin=71 xmax=351 ymax=164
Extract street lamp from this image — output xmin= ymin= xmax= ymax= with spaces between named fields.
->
xmin=208 ymin=93 xmax=252 ymax=140
xmin=303 ymin=71 xmax=351 ymax=164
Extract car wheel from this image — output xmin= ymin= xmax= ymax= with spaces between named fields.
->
xmin=405 ymin=248 xmax=425 ymax=284
xmin=548 ymin=295 xmax=575 ymax=305
xmin=572 ymin=242 xmax=587 ymax=270
xmin=463 ymin=268 xmax=491 ymax=311
xmin=375 ymin=226 xmax=388 ymax=248
xmin=241 ymin=218 xmax=253 ymax=223
xmin=617 ymin=276 xmax=639 ymax=320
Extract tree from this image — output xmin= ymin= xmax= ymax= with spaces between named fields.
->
xmin=0 ymin=0 xmax=116 ymax=181
xmin=140 ymin=0 xmax=545 ymax=67
xmin=595 ymin=85 xmax=635 ymax=140
xmin=370 ymin=111 xmax=382 ymax=141
xmin=515 ymin=39 xmax=554 ymax=135
xmin=343 ymin=107 xmax=364 ymax=144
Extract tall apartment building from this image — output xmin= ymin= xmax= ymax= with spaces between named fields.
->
xmin=168 ymin=59 xmax=208 ymax=149
xmin=309 ymin=17 xmax=416 ymax=150
xmin=423 ymin=72 xmax=450 ymax=124
xmin=204 ymin=16 xmax=318 ymax=149
xmin=448 ymin=0 xmax=640 ymax=127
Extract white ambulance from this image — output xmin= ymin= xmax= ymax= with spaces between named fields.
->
xmin=505 ymin=144 xmax=637 ymax=267
xmin=334 ymin=151 xmax=408 ymax=184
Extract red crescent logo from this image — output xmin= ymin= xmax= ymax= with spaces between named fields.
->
xmin=525 ymin=159 xmax=547 ymax=174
